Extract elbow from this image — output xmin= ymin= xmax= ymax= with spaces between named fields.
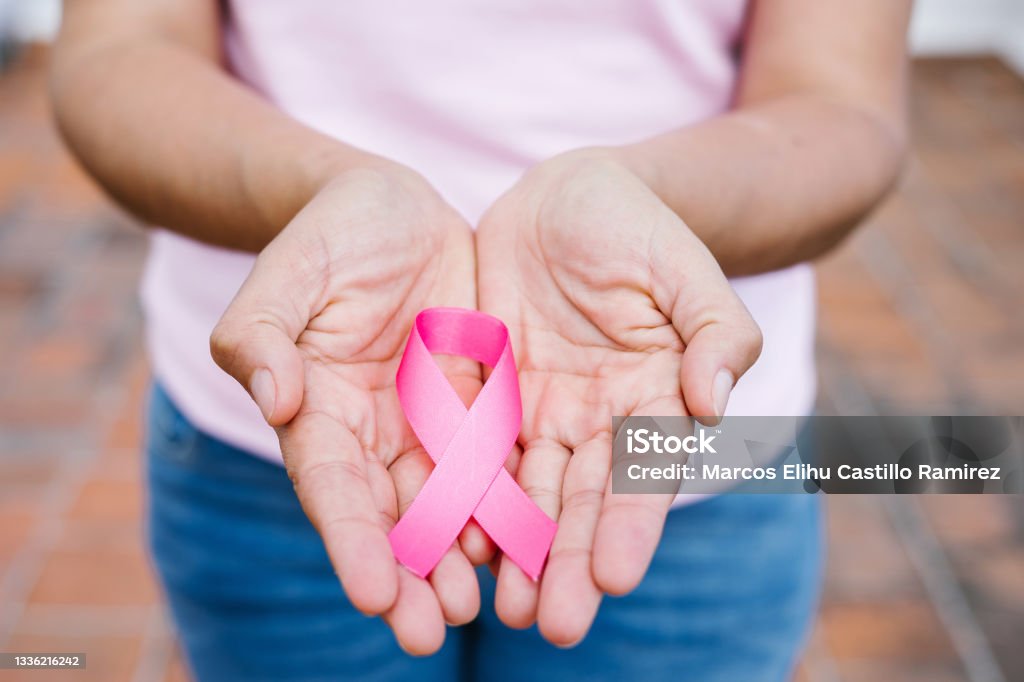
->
xmin=798 ymin=99 xmax=911 ymax=266
xmin=47 ymin=40 xmax=75 ymax=145
xmin=874 ymin=111 xmax=910 ymax=202
xmin=47 ymin=35 xmax=103 ymax=167
xmin=855 ymin=97 xmax=910 ymax=207
xmin=46 ymin=35 xmax=142 ymax=203
xmin=826 ymin=98 xmax=910 ymax=245
xmin=835 ymin=110 xmax=909 ymax=244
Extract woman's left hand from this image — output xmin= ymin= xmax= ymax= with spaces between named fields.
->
xmin=476 ymin=150 xmax=763 ymax=646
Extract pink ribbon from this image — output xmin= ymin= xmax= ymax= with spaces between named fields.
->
xmin=388 ymin=307 xmax=557 ymax=580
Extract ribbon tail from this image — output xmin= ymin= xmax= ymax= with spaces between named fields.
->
xmin=473 ymin=470 xmax=557 ymax=580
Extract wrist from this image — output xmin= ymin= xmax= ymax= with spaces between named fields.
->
xmin=558 ymin=143 xmax=723 ymax=257
xmin=299 ymin=143 xmax=400 ymax=198
xmin=246 ymin=137 xmax=407 ymax=242
xmin=529 ymin=146 xmax=664 ymax=203
xmin=303 ymin=152 xmax=469 ymax=249
xmin=606 ymin=142 xmax=663 ymax=193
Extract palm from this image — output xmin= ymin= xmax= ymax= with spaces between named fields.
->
xmin=477 ymin=157 xmax=759 ymax=645
xmin=504 ymin=222 xmax=688 ymax=444
xmin=285 ymin=213 xmax=473 ymax=479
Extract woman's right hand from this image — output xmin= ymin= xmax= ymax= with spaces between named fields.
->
xmin=210 ymin=164 xmax=482 ymax=655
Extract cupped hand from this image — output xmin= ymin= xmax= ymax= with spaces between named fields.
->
xmin=210 ymin=166 xmax=487 ymax=655
xmin=476 ymin=152 xmax=763 ymax=646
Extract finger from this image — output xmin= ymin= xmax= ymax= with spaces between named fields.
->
xmin=488 ymin=552 xmax=502 ymax=578
xmin=494 ymin=439 xmax=569 ymax=629
xmin=383 ymin=567 xmax=447 ymax=656
xmin=389 ymin=448 xmax=480 ymax=625
xmin=536 ymin=438 xmax=609 ymax=647
xmin=592 ymin=490 xmax=674 ymax=595
xmin=650 ymin=224 xmax=763 ymax=424
xmin=430 ymin=545 xmax=481 ymax=625
xmin=459 ymin=518 xmax=497 ymax=566
xmin=279 ymin=414 xmax=398 ymax=615
xmin=210 ymin=240 xmax=315 ymax=426
xmin=677 ymin=305 xmax=762 ymax=425
xmin=593 ymin=396 xmax=681 ymax=596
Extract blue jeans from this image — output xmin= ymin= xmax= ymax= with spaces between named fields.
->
xmin=147 ymin=384 xmax=823 ymax=682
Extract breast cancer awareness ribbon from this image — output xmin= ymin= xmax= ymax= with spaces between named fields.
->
xmin=388 ymin=307 xmax=557 ymax=580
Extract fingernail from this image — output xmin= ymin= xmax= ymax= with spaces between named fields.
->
xmin=250 ymin=368 xmax=276 ymax=422
xmin=554 ymin=639 xmax=584 ymax=650
xmin=712 ymin=369 xmax=734 ymax=419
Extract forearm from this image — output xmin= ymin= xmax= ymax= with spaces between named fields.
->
xmin=50 ymin=6 xmax=384 ymax=252
xmin=618 ymin=94 xmax=907 ymax=276
xmin=603 ymin=0 xmax=914 ymax=277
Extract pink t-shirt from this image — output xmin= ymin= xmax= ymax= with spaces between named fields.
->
xmin=140 ymin=0 xmax=816 ymax=462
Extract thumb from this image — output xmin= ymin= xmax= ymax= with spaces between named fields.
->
xmin=651 ymin=224 xmax=763 ymax=425
xmin=676 ymin=309 xmax=762 ymax=424
xmin=210 ymin=250 xmax=310 ymax=427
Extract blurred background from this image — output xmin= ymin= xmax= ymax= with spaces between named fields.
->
xmin=0 ymin=1 xmax=1022 ymax=681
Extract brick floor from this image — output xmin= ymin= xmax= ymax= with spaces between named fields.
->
xmin=0 ymin=46 xmax=1023 ymax=682
xmin=810 ymin=56 xmax=1024 ymax=682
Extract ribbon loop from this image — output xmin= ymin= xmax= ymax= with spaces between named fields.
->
xmin=387 ymin=307 xmax=557 ymax=580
